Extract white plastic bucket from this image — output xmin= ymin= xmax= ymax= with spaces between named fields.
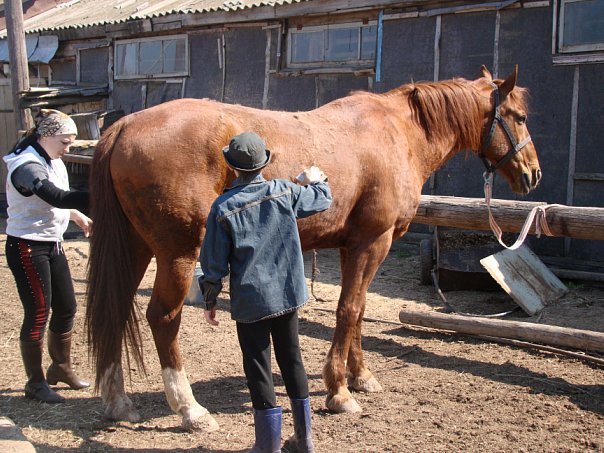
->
xmin=184 ymin=266 xmax=204 ymax=306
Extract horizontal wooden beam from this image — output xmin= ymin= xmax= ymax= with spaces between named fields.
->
xmin=413 ymin=195 xmax=604 ymax=241
xmin=62 ymin=154 xmax=93 ymax=165
xmin=574 ymin=173 xmax=604 ymax=181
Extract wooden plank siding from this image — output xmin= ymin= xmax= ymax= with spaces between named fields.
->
xmin=0 ymin=82 xmax=18 ymax=204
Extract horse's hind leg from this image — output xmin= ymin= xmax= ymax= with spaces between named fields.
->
xmin=100 ymin=362 xmax=140 ymax=422
xmin=323 ymin=231 xmax=392 ymax=413
xmin=147 ymin=255 xmax=219 ymax=432
xmin=100 ymin=238 xmax=152 ymax=423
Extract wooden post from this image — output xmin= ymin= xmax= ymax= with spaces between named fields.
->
xmin=399 ymin=309 xmax=604 ymax=353
xmin=4 ymin=0 xmax=33 ymax=133
xmin=413 ymin=195 xmax=604 ymax=241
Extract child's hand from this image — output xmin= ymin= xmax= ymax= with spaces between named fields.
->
xmin=204 ymin=308 xmax=219 ymax=326
xmin=296 ymin=166 xmax=327 ymax=185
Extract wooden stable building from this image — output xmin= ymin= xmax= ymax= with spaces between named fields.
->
xmin=0 ymin=0 xmax=602 ymax=263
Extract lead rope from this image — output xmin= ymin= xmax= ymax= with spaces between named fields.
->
xmin=311 ymin=249 xmax=327 ymax=302
xmin=432 ymin=173 xmax=560 ymax=318
xmin=483 ymin=172 xmax=559 ymax=249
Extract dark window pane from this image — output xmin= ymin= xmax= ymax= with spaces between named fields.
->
xmin=139 ymin=41 xmax=162 ymax=75
xmin=291 ymin=31 xmax=324 ymax=63
xmin=115 ymin=42 xmax=137 ymax=76
xmin=361 ymin=25 xmax=377 ymax=60
xmin=163 ymin=38 xmax=186 ymax=73
xmin=50 ymin=59 xmax=76 ymax=83
xmin=325 ymin=27 xmax=358 ymax=61
xmin=79 ymin=47 xmax=109 ymax=84
xmin=563 ymin=0 xmax=604 ymax=47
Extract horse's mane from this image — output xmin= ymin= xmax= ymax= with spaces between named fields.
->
xmin=383 ymin=78 xmax=529 ymax=151
xmin=394 ymin=79 xmax=483 ymax=150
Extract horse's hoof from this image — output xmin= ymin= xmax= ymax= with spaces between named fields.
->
xmin=347 ymin=374 xmax=383 ymax=393
xmin=182 ymin=410 xmax=220 ymax=433
xmin=325 ymin=393 xmax=362 ymax=414
xmin=104 ymin=404 xmax=141 ymax=423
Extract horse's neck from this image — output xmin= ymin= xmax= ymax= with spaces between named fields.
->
xmin=417 ymin=135 xmax=465 ymax=182
xmin=391 ymin=81 xmax=483 ymax=181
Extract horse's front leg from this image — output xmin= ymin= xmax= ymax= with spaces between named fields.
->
xmin=323 ymin=232 xmax=392 ymax=413
xmin=100 ymin=360 xmax=141 ymax=422
xmin=147 ymin=263 xmax=219 ymax=432
xmin=346 ymin=301 xmax=383 ymax=394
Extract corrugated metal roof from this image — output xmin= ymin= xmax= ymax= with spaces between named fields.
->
xmin=2 ymin=0 xmax=308 ymax=35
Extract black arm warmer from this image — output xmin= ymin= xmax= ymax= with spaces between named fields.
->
xmin=32 ymin=178 xmax=89 ymax=211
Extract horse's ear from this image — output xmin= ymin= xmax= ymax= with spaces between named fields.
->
xmin=499 ymin=64 xmax=518 ymax=99
xmin=480 ymin=65 xmax=492 ymax=80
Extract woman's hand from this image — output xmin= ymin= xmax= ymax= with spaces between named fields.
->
xmin=70 ymin=209 xmax=93 ymax=237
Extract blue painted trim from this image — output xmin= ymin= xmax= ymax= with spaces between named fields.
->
xmin=376 ymin=10 xmax=384 ymax=83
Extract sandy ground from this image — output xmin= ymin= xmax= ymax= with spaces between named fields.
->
xmin=1 ymin=220 xmax=603 ymax=452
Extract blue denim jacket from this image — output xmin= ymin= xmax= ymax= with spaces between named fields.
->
xmin=199 ymin=174 xmax=332 ymax=323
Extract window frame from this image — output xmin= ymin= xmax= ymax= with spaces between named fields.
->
xmin=555 ymin=0 xmax=604 ymax=54
xmin=286 ymin=21 xmax=378 ymax=70
xmin=114 ymin=34 xmax=189 ymax=80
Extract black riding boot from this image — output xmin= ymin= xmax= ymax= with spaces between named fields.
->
xmin=46 ymin=330 xmax=90 ymax=389
xmin=20 ymin=340 xmax=64 ymax=403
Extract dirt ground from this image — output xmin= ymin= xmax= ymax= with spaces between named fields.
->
xmin=1 ymin=220 xmax=603 ymax=452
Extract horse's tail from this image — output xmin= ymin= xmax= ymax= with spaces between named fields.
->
xmin=85 ymin=119 xmax=146 ymax=390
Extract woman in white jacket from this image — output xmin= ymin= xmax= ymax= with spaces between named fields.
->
xmin=4 ymin=109 xmax=92 ymax=403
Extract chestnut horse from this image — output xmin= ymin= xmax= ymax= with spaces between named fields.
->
xmin=85 ymin=66 xmax=541 ymax=431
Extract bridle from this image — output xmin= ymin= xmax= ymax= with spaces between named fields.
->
xmin=478 ymin=83 xmax=532 ymax=175
xmin=478 ymin=83 xmax=554 ymax=252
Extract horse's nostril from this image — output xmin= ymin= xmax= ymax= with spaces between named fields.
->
xmin=523 ymin=172 xmax=531 ymax=189
xmin=536 ymin=169 xmax=542 ymax=183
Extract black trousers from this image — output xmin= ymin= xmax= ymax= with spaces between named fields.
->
xmin=236 ymin=310 xmax=309 ymax=410
xmin=6 ymin=236 xmax=77 ymax=342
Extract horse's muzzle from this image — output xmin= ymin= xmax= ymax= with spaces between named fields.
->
xmin=522 ymin=168 xmax=541 ymax=193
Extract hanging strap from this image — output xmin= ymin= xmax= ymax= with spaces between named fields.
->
xmin=483 ymin=172 xmax=560 ymax=250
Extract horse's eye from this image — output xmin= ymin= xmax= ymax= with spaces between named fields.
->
xmin=518 ymin=115 xmax=527 ymax=125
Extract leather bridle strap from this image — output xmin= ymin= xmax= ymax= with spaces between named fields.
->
xmin=478 ymin=84 xmax=533 ymax=174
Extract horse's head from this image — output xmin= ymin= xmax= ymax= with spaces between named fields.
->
xmin=474 ymin=65 xmax=541 ymax=195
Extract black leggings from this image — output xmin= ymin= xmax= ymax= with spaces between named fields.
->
xmin=6 ymin=236 xmax=77 ymax=342
xmin=236 ymin=310 xmax=309 ymax=410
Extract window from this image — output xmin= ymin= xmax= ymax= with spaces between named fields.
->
xmin=287 ymin=22 xmax=377 ymax=69
xmin=557 ymin=0 xmax=604 ymax=53
xmin=79 ymin=47 xmax=109 ymax=85
xmin=50 ymin=59 xmax=76 ymax=85
xmin=114 ymin=35 xmax=188 ymax=79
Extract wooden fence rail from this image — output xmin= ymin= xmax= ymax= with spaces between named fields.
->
xmin=413 ymin=195 xmax=604 ymax=241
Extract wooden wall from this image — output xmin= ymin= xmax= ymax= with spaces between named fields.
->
xmin=0 ymin=80 xmax=18 ymax=205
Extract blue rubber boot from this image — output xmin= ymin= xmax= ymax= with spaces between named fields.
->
xmin=248 ymin=406 xmax=282 ymax=453
xmin=282 ymin=397 xmax=314 ymax=453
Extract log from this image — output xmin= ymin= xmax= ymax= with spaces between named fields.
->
xmin=413 ymin=195 xmax=604 ymax=241
xmin=62 ymin=154 xmax=93 ymax=165
xmin=399 ymin=309 xmax=604 ymax=353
